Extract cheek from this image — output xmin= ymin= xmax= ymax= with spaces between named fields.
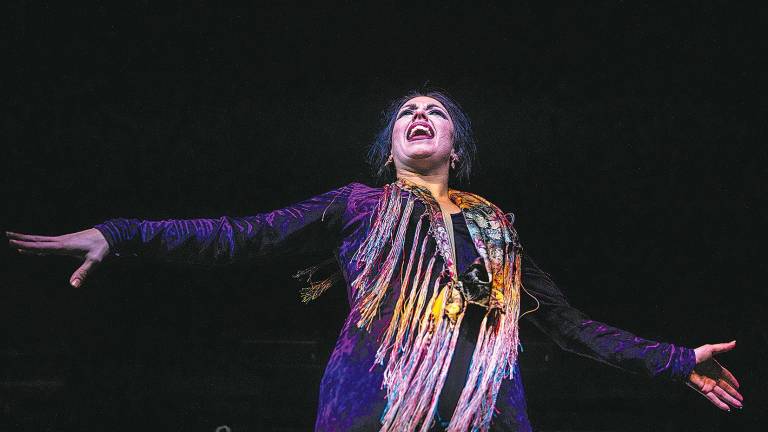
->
xmin=392 ymin=120 xmax=408 ymax=136
xmin=437 ymin=122 xmax=455 ymax=143
xmin=391 ymin=121 xmax=408 ymax=146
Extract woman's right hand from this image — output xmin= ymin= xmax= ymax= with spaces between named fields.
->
xmin=6 ymin=228 xmax=110 ymax=288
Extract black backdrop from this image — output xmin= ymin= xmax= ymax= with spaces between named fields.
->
xmin=2 ymin=2 xmax=765 ymax=431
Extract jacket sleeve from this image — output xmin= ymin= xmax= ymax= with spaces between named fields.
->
xmin=520 ymin=253 xmax=696 ymax=382
xmin=92 ymin=184 xmax=353 ymax=265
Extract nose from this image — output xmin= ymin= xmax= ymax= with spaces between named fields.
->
xmin=412 ymin=106 xmax=427 ymax=121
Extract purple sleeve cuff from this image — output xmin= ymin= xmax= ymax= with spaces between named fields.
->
xmin=93 ymin=222 xmax=119 ymax=256
xmin=93 ymin=219 xmax=141 ymax=258
xmin=667 ymin=346 xmax=697 ymax=382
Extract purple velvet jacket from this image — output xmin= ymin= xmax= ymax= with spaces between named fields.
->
xmin=94 ymin=182 xmax=696 ymax=431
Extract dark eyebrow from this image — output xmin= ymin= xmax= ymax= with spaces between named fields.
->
xmin=398 ymin=103 xmax=445 ymax=112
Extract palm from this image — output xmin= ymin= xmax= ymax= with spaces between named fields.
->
xmin=688 ymin=341 xmax=743 ymax=411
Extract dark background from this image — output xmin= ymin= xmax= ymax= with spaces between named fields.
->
xmin=2 ymin=1 xmax=765 ymax=431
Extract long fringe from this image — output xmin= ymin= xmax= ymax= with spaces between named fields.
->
xmin=447 ymin=253 xmax=522 ymax=431
xmin=298 ymin=272 xmax=341 ymax=303
xmin=380 ymin=280 xmax=463 ymax=432
xmin=355 ymin=196 xmax=415 ymax=330
xmin=373 ymin=213 xmax=427 ymax=368
xmin=294 ymin=257 xmax=342 ymax=303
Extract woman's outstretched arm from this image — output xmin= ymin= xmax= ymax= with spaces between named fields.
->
xmin=519 ymin=252 xmax=743 ymax=411
xmin=7 ymin=184 xmax=353 ymax=287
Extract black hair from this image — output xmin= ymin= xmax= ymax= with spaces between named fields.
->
xmin=367 ymin=88 xmax=477 ymax=185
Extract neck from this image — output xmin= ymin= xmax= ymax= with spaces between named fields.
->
xmin=396 ymin=170 xmax=450 ymax=199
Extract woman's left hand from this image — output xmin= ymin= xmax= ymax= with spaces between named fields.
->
xmin=687 ymin=340 xmax=743 ymax=411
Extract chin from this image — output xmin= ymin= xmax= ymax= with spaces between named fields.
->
xmin=403 ymin=149 xmax=437 ymax=160
xmin=402 ymin=140 xmax=438 ymax=154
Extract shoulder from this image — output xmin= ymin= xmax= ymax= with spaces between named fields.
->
xmin=345 ymin=182 xmax=380 ymax=193
xmin=343 ymin=182 xmax=383 ymax=200
xmin=313 ymin=182 xmax=377 ymax=200
xmin=343 ymin=182 xmax=383 ymax=212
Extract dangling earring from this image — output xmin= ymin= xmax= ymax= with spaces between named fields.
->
xmin=385 ymin=154 xmax=394 ymax=166
xmin=450 ymin=152 xmax=459 ymax=170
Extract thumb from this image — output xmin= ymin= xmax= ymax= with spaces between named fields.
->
xmin=70 ymin=260 xmax=96 ymax=288
xmin=695 ymin=340 xmax=737 ymax=363
xmin=710 ymin=340 xmax=737 ymax=356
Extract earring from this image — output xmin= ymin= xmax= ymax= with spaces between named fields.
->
xmin=385 ymin=154 xmax=394 ymax=166
xmin=450 ymin=152 xmax=459 ymax=170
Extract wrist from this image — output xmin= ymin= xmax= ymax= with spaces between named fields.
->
xmin=676 ymin=347 xmax=698 ymax=383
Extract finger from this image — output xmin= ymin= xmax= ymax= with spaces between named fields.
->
xmin=6 ymin=231 xmax=60 ymax=242
xmin=713 ymin=385 xmax=743 ymax=408
xmin=719 ymin=365 xmax=740 ymax=389
xmin=718 ymin=378 xmax=744 ymax=402
xmin=16 ymin=249 xmax=49 ymax=256
xmin=70 ymin=260 xmax=95 ymax=288
xmin=690 ymin=372 xmax=717 ymax=393
xmin=701 ymin=377 xmax=717 ymax=393
xmin=688 ymin=372 xmax=704 ymax=389
xmin=8 ymin=239 xmax=65 ymax=253
xmin=709 ymin=340 xmax=737 ymax=355
xmin=704 ymin=391 xmax=731 ymax=411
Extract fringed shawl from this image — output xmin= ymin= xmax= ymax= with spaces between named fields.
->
xmin=308 ymin=179 xmax=523 ymax=432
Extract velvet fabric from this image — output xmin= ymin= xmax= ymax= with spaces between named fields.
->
xmin=94 ymin=182 xmax=696 ymax=431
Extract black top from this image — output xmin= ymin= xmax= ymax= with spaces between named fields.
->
xmin=450 ymin=211 xmax=482 ymax=278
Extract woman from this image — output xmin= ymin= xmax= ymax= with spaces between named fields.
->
xmin=7 ymin=90 xmax=743 ymax=431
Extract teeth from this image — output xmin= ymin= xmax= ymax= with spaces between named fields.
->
xmin=408 ymin=125 xmax=432 ymax=139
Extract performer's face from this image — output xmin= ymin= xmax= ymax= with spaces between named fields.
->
xmin=391 ymin=96 xmax=455 ymax=174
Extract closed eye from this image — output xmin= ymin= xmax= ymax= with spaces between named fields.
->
xmin=429 ymin=110 xmax=447 ymax=118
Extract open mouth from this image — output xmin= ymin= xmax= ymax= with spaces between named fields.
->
xmin=406 ymin=121 xmax=435 ymax=141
